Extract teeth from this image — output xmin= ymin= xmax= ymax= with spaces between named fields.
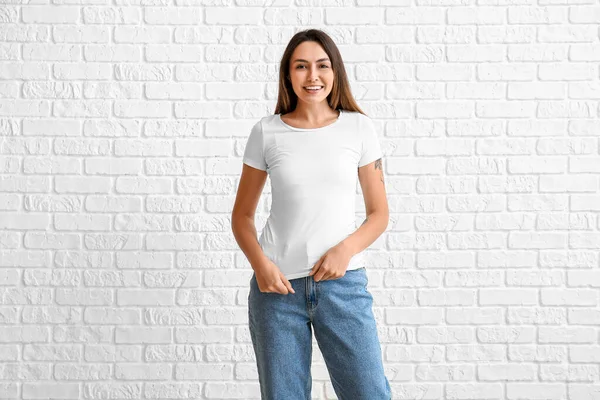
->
xmin=305 ymin=86 xmax=323 ymax=89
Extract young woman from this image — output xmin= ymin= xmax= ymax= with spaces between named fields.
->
xmin=231 ymin=29 xmax=392 ymax=400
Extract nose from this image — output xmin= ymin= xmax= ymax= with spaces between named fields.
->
xmin=308 ymin=65 xmax=319 ymax=81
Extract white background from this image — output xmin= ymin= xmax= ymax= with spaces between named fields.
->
xmin=1 ymin=3 xmax=600 ymax=400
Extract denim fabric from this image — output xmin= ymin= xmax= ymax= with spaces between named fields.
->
xmin=248 ymin=267 xmax=392 ymax=400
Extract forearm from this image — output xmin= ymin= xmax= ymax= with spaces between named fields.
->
xmin=231 ymin=215 xmax=269 ymax=272
xmin=340 ymin=212 xmax=389 ymax=257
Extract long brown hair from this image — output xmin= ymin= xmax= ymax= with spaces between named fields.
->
xmin=274 ymin=29 xmax=366 ymax=116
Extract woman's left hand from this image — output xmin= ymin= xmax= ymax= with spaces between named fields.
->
xmin=308 ymin=242 xmax=354 ymax=282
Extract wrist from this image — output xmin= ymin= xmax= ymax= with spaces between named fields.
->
xmin=340 ymin=239 xmax=356 ymax=257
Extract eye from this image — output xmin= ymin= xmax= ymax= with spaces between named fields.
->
xmin=295 ymin=64 xmax=330 ymax=69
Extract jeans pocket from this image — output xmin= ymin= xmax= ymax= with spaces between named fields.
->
xmin=362 ymin=268 xmax=369 ymax=292
xmin=248 ymin=274 xmax=254 ymax=298
xmin=343 ymin=267 xmax=368 ymax=292
xmin=353 ymin=267 xmax=368 ymax=292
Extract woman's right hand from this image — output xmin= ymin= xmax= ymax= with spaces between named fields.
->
xmin=255 ymin=259 xmax=295 ymax=295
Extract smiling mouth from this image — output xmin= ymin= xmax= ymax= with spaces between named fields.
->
xmin=304 ymin=86 xmax=324 ymax=93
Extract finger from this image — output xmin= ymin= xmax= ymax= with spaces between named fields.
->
xmin=314 ymin=271 xmax=328 ymax=282
xmin=309 ymin=256 xmax=323 ymax=276
xmin=285 ymin=279 xmax=295 ymax=294
xmin=281 ymin=275 xmax=295 ymax=294
xmin=279 ymin=274 xmax=294 ymax=294
xmin=287 ymin=278 xmax=296 ymax=293
xmin=310 ymin=264 xmax=321 ymax=277
xmin=276 ymin=280 xmax=289 ymax=295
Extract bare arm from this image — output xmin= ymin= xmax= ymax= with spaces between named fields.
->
xmin=340 ymin=158 xmax=389 ymax=256
xmin=232 ymin=214 xmax=270 ymax=273
xmin=231 ymin=164 xmax=270 ymax=273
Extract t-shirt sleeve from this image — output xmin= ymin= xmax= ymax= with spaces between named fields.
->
xmin=242 ymin=121 xmax=267 ymax=171
xmin=358 ymin=115 xmax=383 ymax=168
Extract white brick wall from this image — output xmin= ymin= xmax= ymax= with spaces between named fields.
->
xmin=0 ymin=3 xmax=599 ymax=400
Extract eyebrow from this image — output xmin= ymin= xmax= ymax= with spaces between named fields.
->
xmin=292 ymin=58 xmax=330 ymax=63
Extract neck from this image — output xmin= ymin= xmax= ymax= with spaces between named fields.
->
xmin=288 ymin=103 xmax=338 ymax=123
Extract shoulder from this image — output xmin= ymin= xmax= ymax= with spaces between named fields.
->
xmin=250 ymin=114 xmax=280 ymax=133
xmin=343 ymin=111 xmax=375 ymax=134
xmin=343 ymin=110 xmax=371 ymax=126
xmin=341 ymin=109 xmax=361 ymax=119
xmin=249 ymin=114 xmax=277 ymax=133
xmin=261 ymin=114 xmax=279 ymax=126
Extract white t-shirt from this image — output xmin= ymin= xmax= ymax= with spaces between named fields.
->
xmin=242 ymin=109 xmax=383 ymax=280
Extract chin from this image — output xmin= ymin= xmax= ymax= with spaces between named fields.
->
xmin=301 ymin=96 xmax=325 ymax=101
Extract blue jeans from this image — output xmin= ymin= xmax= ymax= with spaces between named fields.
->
xmin=248 ymin=267 xmax=392 ymax=400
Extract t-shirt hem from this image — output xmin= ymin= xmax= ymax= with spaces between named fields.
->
xmin=358 ymin=152 xmax=383 ymax=168
xmin=243 ymin=159 xmax=266 ymax=171
xmin=283 ymin=264 xmax=365 ymax=281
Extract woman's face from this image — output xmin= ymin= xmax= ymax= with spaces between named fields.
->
xmin=288 ymin=41 xmax=334 ymax=105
